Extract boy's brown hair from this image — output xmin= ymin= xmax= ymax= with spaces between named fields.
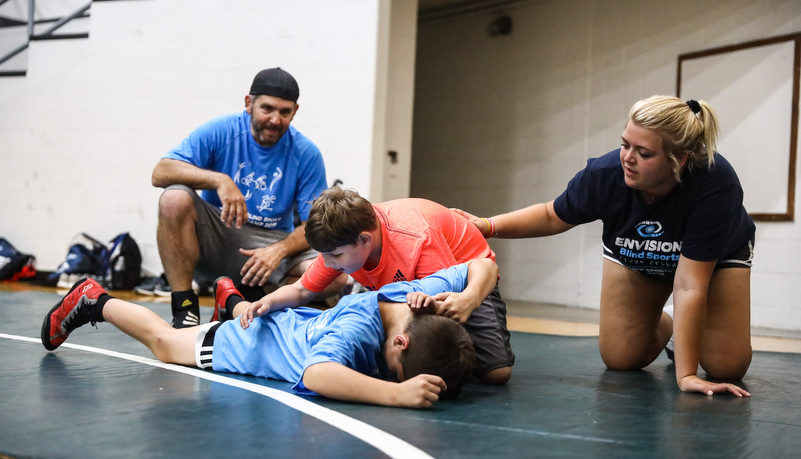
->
xmin=305 ymin=187 xmax=378 ymax=252
xmin=400 ymin=314 xmax=476 ymax=399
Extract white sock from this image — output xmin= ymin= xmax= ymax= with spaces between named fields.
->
xmin=664 ymin=304 xmax=674 ymax=352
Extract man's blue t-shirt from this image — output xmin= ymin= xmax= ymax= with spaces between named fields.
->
xmin=211 ymin=263 xmax=471 ymax=395
xmin=164 ymin=110 xmax=327 ymax=233
xmin=553 ymin=150 xmax=755 ymax=281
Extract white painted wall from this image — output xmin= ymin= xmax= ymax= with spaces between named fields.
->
xmin=412 ymin=0 xmax=801 ymax=332
xmin=371 ymin=0 xmax=418 ymax=201
xmin=3 ymin=0 xmax=797 ymax=332
xmin=0 ymin=0 xmax=413 ymax=276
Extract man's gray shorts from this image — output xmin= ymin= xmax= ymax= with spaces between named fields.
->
xmin=166 ymin=185 xmax=318 ymax=287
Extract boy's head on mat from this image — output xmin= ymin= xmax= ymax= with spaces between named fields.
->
xmin=391 ymin=312 xmax=475 ymax=399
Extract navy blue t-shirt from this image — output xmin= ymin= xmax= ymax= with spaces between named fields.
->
xmin=553 ymin=150 xmax=755 ymax=282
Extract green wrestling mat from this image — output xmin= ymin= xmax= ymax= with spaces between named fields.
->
xmin=1 ymin=289 xmax=799 ymax=458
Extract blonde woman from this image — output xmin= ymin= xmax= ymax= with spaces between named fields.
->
xmin=457 ymin=96 xmax=754 ymax=396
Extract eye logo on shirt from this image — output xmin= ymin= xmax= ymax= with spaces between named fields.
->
xmin=636 ymin=221 xmax=664 ymax=238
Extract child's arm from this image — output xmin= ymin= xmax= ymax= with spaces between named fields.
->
xmin=430 ymin=258 xmax=499 ymax=323
xmin=239 ymin=280 xmax=318 ymax=329
xmin=303 ymin=362 xmax=446 ymax=408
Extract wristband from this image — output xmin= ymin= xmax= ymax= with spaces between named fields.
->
xmin=482 ymin=218 xmax=496 ymax=238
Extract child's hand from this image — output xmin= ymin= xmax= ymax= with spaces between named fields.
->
xmin=678 ymin=375 xmax=751 ymax=397
xmin=431 ymin=292 xmax=474 ymax=324
xmin=406 ymin=292 xmax=438 ymax=314
xmin=239 ymin=301 xmax=269 ymax=329
xmin=395 ymin=374 xmax=447 ymax=408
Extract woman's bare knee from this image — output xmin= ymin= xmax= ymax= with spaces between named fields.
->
xmin=599 ymin=342 xmax=654 ymax=371
xmin=601 ymin=355 xmax=648 ymax=371
xmin=702 ymin=350 xmax=752 ymax=381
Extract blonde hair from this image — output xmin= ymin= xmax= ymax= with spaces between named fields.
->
xmin=628 ymin=95 xmax=720 ymax=181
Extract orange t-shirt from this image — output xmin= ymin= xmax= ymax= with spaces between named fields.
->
xmin=300 ymin=198 xmax=495 ymax=292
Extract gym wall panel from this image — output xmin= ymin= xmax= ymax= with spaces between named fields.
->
xmin=412 ymin=0 xmax=801 ymax=331
xmin=0 ymin=0 xmax=389 ymax=274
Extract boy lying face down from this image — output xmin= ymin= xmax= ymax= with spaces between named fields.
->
xmin=43 ymin=259 xmax=498 ymax=408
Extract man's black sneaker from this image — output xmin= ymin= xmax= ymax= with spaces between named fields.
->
xmin=134 ymin=274 xmax=169 ymax=295
xmin=153 ymin=277 xmax=172 ymax=297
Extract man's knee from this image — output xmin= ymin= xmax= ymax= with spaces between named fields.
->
xmin=158 ymin=188 xmax=196 ymax=222
xmin=288 ymin=258 xmax=314 ymax=278
xmin=306 ymin=273 xmax=348 ymax=300
xmin=479 ymin=366 xmax=512 ymax=385
xmin=323 ymin=274 xmax=349 ymax=297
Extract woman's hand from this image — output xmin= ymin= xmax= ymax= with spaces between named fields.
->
xmin=678 ymin=375 xmax=751 ymax=397
xmin=450 ymin=208 xmax=486 ymax=236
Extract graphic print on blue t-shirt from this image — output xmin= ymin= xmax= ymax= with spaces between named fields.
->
xmin=231 ymin=160 xmax=292 ymax=229
xmin=164 ymin=110 xmax=327 ymax=233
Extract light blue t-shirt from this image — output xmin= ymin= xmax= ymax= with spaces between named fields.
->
xmin=211 ymin=263 xmax=470 ymax=395
xmin=164 ymin=110 xmax=327 ymax=233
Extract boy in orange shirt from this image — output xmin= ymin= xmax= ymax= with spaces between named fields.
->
xmin=223 ymin=187 xmax=514 ymax=384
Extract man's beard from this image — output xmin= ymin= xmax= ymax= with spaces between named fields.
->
xmin=251 ymin=120 xmax=286 ymax=147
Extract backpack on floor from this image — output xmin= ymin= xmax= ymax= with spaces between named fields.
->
xmin=0 ymin=238 xmax=36 ymax=281
xmin=46 ymin=233 xmax=108 ymax=286
xmin=104 ymin=232 xmax=142 ymax=290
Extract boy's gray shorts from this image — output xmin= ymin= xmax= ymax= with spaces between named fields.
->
xmin=167 ymin=185 xmax=318 ymax=287
xmin=464 ymin=284 xmax=515 ymax=376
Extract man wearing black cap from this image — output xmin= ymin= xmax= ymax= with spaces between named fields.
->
xmin=151 ymin=68 xmax=343 ymax=328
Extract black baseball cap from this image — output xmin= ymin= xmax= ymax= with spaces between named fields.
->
xmin=249 ymin=67 xmax=300 ymax=102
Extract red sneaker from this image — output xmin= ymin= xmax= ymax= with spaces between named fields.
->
xmin=41 ymin=278 xmax=106 ymax=350
xmin=211 ymin=277 xmax=242 ymax=322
